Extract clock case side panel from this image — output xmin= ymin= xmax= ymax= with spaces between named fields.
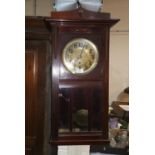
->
xmin=50 ymin=25 xmax=60 ymax=141
xmin=102 ymin=25 xmax=110 ymax=140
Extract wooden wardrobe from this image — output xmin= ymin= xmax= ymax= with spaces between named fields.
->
xmin=25 ymin=16 xmax=51 ymax=155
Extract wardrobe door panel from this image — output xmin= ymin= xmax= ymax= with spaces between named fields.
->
xmin=25 ymin=41 xmax=48 ymax=155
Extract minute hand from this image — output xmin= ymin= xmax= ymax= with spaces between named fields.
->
xmin=79 ymin=44 xmax=86 ymax=59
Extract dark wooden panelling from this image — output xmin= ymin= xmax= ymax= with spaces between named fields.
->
xmin=25 ymin=16 xmax=52 ymax=155
xmin=25 ymin=16 xmax=51 ymax=40
xmin=25 ymin=49 xmax=38 ymax=154
xmin=25 ymin=40 xmax=50 ymax=155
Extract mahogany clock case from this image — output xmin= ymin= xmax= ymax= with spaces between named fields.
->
xmin=45 ymin=9 xmax=119 ymax=145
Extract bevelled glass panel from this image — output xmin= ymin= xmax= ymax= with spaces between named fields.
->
xmin=58 ymin=81 xmax=103 ymax=134
xmin=58 ymin=88 xmax=70 ymax=133
xmin=91 ymin=87 xmax=103 ymax=131
xmin=72 ymin=88 xmax=89 ymax=132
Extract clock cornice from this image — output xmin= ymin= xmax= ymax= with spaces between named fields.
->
xmin=45 ymin=7 xmax=119 ymax=27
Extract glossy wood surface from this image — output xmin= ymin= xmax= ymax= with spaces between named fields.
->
xmin=25 ymin=49 xmax=38 ymax=155
xmin=25 ymin=16 xmax=51 ymax=41
xmin=50 ymin=7 xmax=110 ymax=20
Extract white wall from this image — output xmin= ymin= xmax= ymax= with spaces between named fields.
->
xmin=25 ymin=0 xmax=51 ymax=16
xmin=25 ymin=0 xmax=36 ymax=16
xmin=109 ymin=32 xmax=129 ymax=103
xmin=103 ymin=0 xmax=129 ymax=104
xmin=103 ymin=0 xmax=129 ymax=30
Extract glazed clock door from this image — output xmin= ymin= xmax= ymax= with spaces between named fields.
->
xmin=58 ymin=81 xmax=104 ymax=133
xmin=49 ymin=25 xmax=110 ymax=145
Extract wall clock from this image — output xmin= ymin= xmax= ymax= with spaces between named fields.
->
xmin=46 ymin=7 xmax=119 ymax=145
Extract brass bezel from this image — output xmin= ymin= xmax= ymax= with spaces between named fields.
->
xmin=62 ymin=38 xmax=99 ymax=75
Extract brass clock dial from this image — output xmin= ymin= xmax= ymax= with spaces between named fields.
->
xmin=62 ymin=38 xmax=99 ymax=75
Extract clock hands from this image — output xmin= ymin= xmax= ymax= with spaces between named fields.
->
xmin=79 ymin=43 xmax=86 ymax=58
xmin=72 ymin=43 xmax=86 ymax=71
